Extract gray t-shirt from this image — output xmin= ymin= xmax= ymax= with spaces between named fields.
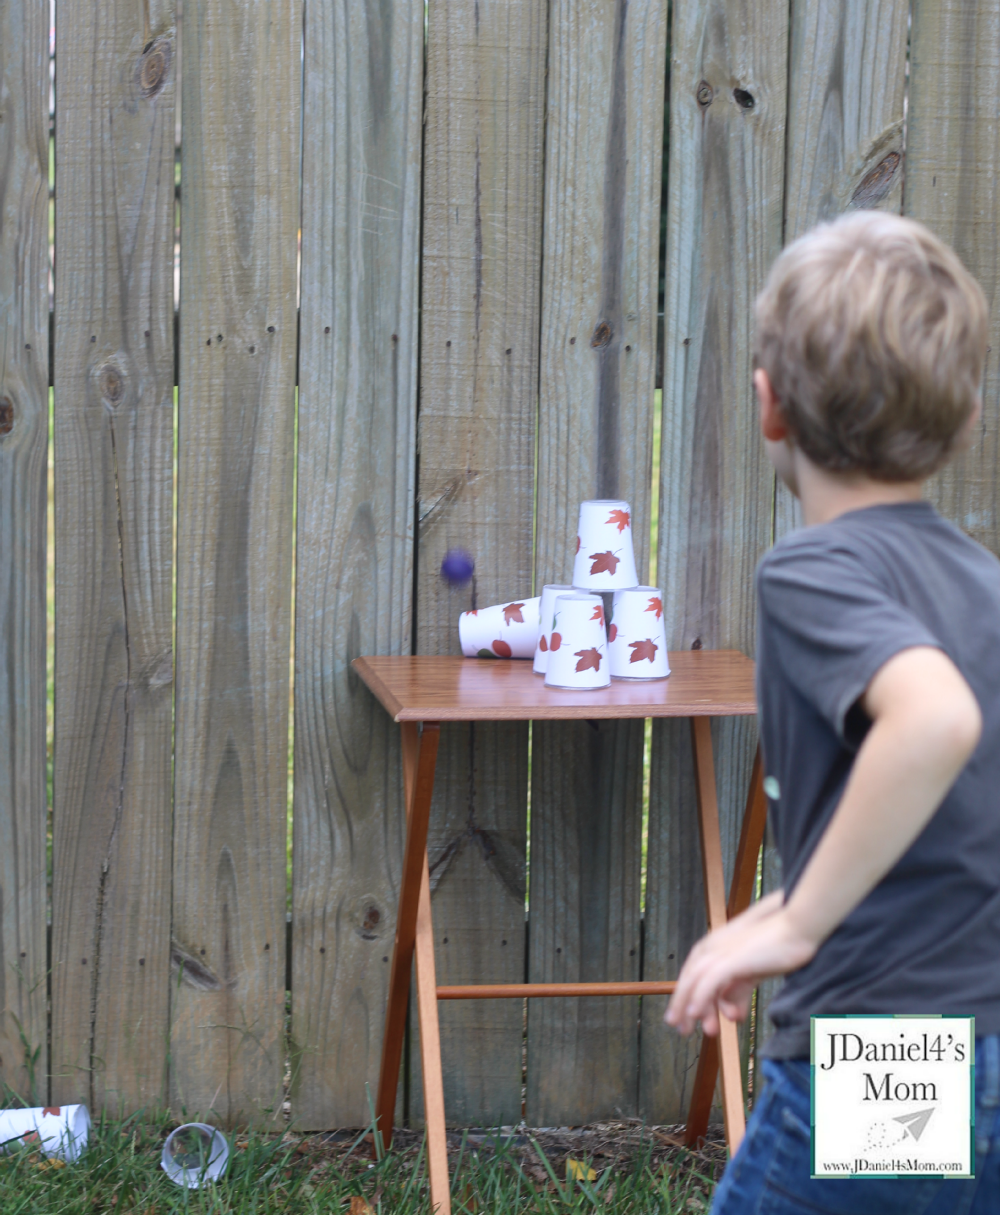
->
xmin=757 ymin=500 xmax=1000 ymax=1060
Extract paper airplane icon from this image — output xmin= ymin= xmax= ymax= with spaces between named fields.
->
xmin=893 ymin=1108 xmax=934 ymax=1141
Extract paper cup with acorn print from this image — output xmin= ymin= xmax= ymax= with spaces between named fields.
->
xmin=607 ymin=586 xmax=670 ymax=680
xmin=458 ymin=596 xmax=541 ymax=659
xmin=544 ymin=593 xmax=611 ymax=690
xmin=571 ymin=499 xmax=640 ymax=590
xmin=533 ymin=583 xmax=575 ymax=673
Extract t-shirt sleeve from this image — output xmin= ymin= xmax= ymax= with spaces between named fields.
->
xmin=757 ymin=540 xmax=944 ymax=743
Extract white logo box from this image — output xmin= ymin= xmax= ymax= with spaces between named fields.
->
xmin=810 ymin=1014 xmax=974 ymax=1179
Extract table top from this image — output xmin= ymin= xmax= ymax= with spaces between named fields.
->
xmin=352 ymin=652 xmax=756 ymax=722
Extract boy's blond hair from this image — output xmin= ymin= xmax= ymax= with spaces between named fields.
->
xmin=754 ymin=211 xmax=989 ymax=481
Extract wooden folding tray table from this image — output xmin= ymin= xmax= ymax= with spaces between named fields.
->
xmin=353 ymin=652 xmax=766 ymax=1214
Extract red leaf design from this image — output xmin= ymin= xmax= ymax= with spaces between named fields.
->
xmin=467 ymin=609 xmax=479 ymax=617
xmin=492 ymin=638 xmax=512 ymax=657
xmin=590 ymin=603 xmax=604 ymax=626
xmin=42 ymin=1107 xmax=61 ymax=1118
xmin=606 ymin=508 xmax=631 ymax=533
xmin=629 ymin=638 xmax=659 ymax=664
xmin=645 ymin=596 xmax=663 ymax=620
xmin=576 ymin=535 xmax=581 ymax=554
xmin=589 ymin=550 xmax=620 ymax=575
xmin=575 ymin=647 xmax=603 ymax=673
xmin=503 ymin=602 xmax=526 ymax=625
xmin=550 ymin=632 xmax=562 ymax=652
xmin=608 ymin=622 xmax=617 ymax=643
xmin=539 ymin=634 xmax=548 ymax=652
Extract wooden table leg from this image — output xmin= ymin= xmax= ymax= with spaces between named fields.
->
xmin=374 ymin=721 xmax=441 ymax=1153
xmin=683 ymin=722 xmax=767 ymax=1154
xmin=415 ymin=850 xmax=451 ymax=1213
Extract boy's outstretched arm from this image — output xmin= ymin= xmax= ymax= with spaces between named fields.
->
xmin=665 ymin=645 xmax=982 ymax=1038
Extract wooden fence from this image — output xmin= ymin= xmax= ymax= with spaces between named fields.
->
xmin=0 ymin=0 xmax=997 ymax=1130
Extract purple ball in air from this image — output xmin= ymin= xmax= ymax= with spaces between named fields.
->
xmin=440 ymin=549 xmax=475 ymax=586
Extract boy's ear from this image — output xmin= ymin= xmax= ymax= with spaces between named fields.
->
xmin=754 ymin=368 xmax=790 ymax=442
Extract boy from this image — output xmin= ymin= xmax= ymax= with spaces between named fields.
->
xmin=666 ymin=211 xmax=1000 ymax=1213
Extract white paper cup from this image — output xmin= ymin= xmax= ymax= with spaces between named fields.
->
xmin=458 ymin=596 xmax=540 ymax=658
xmin=0 ymin=1104 xmax=90 ymax=1162
xmin=544 ymin=593 xmax=611 ymax=690
xmin=533 ymin=583 xmax=575 ymax=674
xmin=608 ymin=586 xmax=670 ymax=680
xmin=161 ymin=1122 xmax=230 ymax=1188
xmin=571 ymin=499 xmax=640 ymax=590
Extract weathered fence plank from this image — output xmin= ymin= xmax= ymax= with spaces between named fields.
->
xmin=51 ymin=1 xmax=176 ymax=1111
xmin=291 ymin=0 xmax=423 ymax=1129
xmin=0 ymin=0 xmax=49 ymax=1104
xmin=411 ymin=0 xmax=547 ymax=1126
xmin=774 ymin=0 xmax=909 ymax=537
xmin=907 ymin=0 xmax=1000 ymax=557
xmin=761 ymin=0 xmax=910 ymax=1073
xmin=171 ymin=0 xmax=300 ymax=1124
xmin=641 ymin=0 xmax=786 ymax=1123
xmin=527 ymin=0 xmax=667 ymax=1125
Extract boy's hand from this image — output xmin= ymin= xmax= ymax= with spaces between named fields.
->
xmin=665 ymin=893 xmax=817 ymax=1037
xmin=666 ymin=645 xmax=981 ymax=1040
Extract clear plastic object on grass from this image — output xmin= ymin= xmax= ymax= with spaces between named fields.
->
xmin=160 ymin=1122 xmax=230 ymax=1188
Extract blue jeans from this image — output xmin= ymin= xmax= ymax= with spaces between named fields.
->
xmin=710 ymin=1035 xmax=1000 ymax=1214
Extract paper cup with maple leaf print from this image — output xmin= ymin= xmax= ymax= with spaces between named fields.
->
xmin=458 ymin=595 xmax=541 ymax=659
xmin=544 ymin=593 xmax=611 ymax=689
xmin=533 ymin=583 xmax=575 ymax=674
xmin=571 ymin=499 xmax=640 ymax=590
xmin=607 ymin=586 xmax=670 ymax=680
xmin=0 ymin=1104 xmax=91 ymax=1162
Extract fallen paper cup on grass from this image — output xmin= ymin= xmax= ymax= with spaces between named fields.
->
xmin=161 ymin=1122 xmax=230 ymax=1188
xmin=533 ymin=583 xmax=575 ymax=674
xmin=458 ymin=596 xmax=540 ymax=658
xmin=544 ymin=593 xmax=610 ymax=690
xmin=571 ymin=499 xmax=639 ymax=590
xmin=608 ymin=586 xmax=670 ymax=680
xmin=0 ymin=1104 xmax=90 ymax=1162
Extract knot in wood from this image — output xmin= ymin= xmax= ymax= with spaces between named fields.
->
xmin=98 ymin=362 xmax=126 ymax=405
xmin=0 ymin=396 xmax=14 ymax=438
xmin=590 ymin=320 xmax=613 ymax=348
xmin=139 ymin=39 xmax=171 ymax=99
xmin=733 ymin=88 xmax=755 ymax=110
xmin=850 ymin=151 xmax=901 ymax=209
xmin=696 ymin=80 xmax=713 ymax=108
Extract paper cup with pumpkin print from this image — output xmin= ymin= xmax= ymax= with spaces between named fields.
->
xmin=533 ymin=583 xmax=575 ymax=673
xmin=0 ymin=1104 xmax=91 ymax=1162
xmin=571 ymin=499 xmax=640 ymax=590
xmin=458 ymin=595 xmax=541 ymax=659
xmin=544 ymin=593 xmax=611 ymax=690
xmin=607 ymin=586 xmax=670 ymax=680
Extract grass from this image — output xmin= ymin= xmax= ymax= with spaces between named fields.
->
xmin=0 ymin=1111 xmax=725 ymax=1214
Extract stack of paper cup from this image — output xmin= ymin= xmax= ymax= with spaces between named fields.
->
xmin=458 ymin=596 xmax=540 ymax=658
xmin=0 ymin=1104 xmax=90 ymax=1161
xmin=533 ymin=583 xmax=575 ymax=674
xmin=571 ymin=500 xmax=639 ymax=590
xmin=544 ymin=593 xmax=611 ymax=690
xmin=607 ymin=586 xmax=670 ymax=680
